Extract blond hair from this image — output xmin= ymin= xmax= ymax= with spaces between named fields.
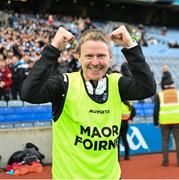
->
xmin=77 ymin=29 xmax=111 ymax=55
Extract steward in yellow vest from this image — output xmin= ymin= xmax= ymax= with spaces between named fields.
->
xmin=153 ymin=76 xmax=179 ymax=167
xmin=159 ymin=88 xmax=179 ymax=125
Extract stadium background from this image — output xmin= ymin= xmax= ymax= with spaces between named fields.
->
xmin=1 ymin=0 xmax=179 ymax=27
xmin=0 ymin=0 xmax=179 ymax=178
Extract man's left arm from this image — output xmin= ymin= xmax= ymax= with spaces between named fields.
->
xmin=110 ymin=25 xmax=156 ymax=100
xmin=119 ymin=45 xmax=156 ymax=100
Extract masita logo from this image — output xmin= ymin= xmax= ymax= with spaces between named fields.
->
xmin=89 ymin=109 xmax=110 ymax=114
xmin=120 ymin=126 xmax=149 ymax=151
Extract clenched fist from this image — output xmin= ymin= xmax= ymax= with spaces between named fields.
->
xmin=51 ymin=27 xmax=74 ymax=50
xmin=110 ymin=25 xmax=134 ymax=48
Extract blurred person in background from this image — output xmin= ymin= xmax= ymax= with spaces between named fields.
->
xmin=120 ymin=61 xmax=132 ymax=77
xmin=112 ymin=63 xmax=136 ymax=161
xmin=25 ymin=57 xmax=36 ymax=76
xmin=33 ymin=51 xmax=41 ymax=61
xmin=161 ymin=64 xmax=175 ymax=90
xmin=56 ymin=49 xmax=71 ymax=74
xmin=11 ymin=54 xmax=27 ymax=99
xmin=21 ymin=26 xmax=156 ymax=179
xmin=5 ymin=52 xmax=13 ymax=70
xmin=161 ymin=26 xmax=168 ymax=36
xmin=153 ymin=68 xmax=179 ymax=167
xmin=0 ymin=54 xmax=12 ymax=101
xmin=68 ymin=48 xmax=81 ymax=72
xmin=48 ymin=15 xmax=54 ymax=27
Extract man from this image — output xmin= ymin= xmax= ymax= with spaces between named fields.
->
xmin=21 ymin=26 xmax=156 ymax=179
xmin=161 ymin=64 xmax=174 ymax=90
xmin=153 ymin=73 xmax=179 ymax=167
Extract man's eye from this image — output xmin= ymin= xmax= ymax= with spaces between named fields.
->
xmin=86 ymin=55 xmax=93 ymax=59
xmin=98 ymin=55 xmax=106 ymax=59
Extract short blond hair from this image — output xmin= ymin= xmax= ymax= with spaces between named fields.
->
xmin=77 ymin=29 xmax=111 ymax=55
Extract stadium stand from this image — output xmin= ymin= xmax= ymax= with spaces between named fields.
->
xmin=0 ymin=101 xmax=52 ymax=126
xmin=8 ymin=100 xmax=23 ymax=107
xmin=0 ymin=100 xmax=7 ymax=107
xmin=24 ymin=101 xmax=39 ymax=107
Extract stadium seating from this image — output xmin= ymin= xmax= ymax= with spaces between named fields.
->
xmin=39 ymin=102 xmax=52 ymax=106
xmin=0 ymin=100 xmax=8 ymax=107
xmin=0 ymin=99 xmax=155 ymax=125
xmin=23 ymin=101 xmax=39 ymax=107
xmin=8 ymin=100 xmax=23 ymax=107
xmin=0 ymin=101 xmax=52 ymax=125
xmin=132 ymin=101 xmax=154 ymax=120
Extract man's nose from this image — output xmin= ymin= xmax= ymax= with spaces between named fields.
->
xmin=91 ymin=56 xmax=99 ymax=65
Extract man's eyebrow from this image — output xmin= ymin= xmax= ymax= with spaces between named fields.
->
xmin=84 ymin=53 xmax=93 ymax=56
xmin=97 ymin=53 xmax=106 ymax=56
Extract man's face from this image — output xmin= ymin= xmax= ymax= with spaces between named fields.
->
xmin=79 ymin=40 xmax=111 ymax=81
xmin=163 ymin=64 xmax=169 ymax=73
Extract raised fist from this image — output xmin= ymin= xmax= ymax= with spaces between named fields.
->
xmin=51 ymin=27 xmax=74 ymax=50
xmin=110 ymin=25 xmax=134 ymax=48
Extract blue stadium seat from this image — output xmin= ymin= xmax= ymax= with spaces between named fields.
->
xmin=36 ymin=113 xmax=52 ymax=121
xmin=136 ymin=109 xmax=145 ymax=116
xmin=133 ymin=103 xmax=143 ymax=110
xmin=0 ymin=107 xmax=16 ymax=114
xmin=5 ymin=114 xmax=24 ymax=122
xmin=39 ymin=102 xmax=52 ymax=106
xmin=143 ymin=103 xmax=154 ymax=109
xmin=22 ymin=113 xmax=52 ymax=122
xmin=43 ymin=113 xmax=52 ymax=121
xmin=22 ymin=114 xmax=38 ymax=121
xmin=8 ymin=100 xmax=23 ymax=107
xmin=31 ymin=106 xmax=52 ymax=113
xmin=144 ymin=109 xmax=154 ymax=116
xmin=0 ymin=115 xmax=6 ymax=122
xmin=24 ymin=101 xmax=39 ymax=107
xmin=0 ymin=100 xmax=7 ymax=107
xmin=15 ymin=107 xmax=32 ymax=114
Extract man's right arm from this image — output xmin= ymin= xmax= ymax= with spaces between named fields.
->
xmin=20 ymin=45 xmax=65 ymax=104
xmin=21 ymin=27 xmax=74 ymax=104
